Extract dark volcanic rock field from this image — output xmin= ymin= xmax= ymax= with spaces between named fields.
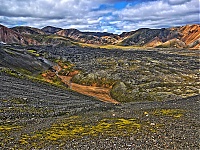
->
xmin=0 ymin=72 xmax=112 ymax=120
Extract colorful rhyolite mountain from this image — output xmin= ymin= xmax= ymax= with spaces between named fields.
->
xmin=0 ymin=24 xmax=199 ymax=49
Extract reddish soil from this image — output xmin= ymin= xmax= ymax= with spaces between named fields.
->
xmin=180 ymin=24 xmax=200 ymax=45
xmin=59 ymin=75 xmax=119 ymax=104
xmin=51 ymin=65 xmax=119 ymax=104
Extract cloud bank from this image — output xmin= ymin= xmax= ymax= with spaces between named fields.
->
xmin=0 ymin=0 xmax=199 ymax=33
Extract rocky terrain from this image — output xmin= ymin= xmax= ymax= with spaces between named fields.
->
xmin=1 ymin=44 xmax=198 ymax=103
xmin=0 ymin=24 xmax=199 ymax=49
xmin=0 ymin=36 xmax=199 ymax=149
xmin=0 ymin=71 xmax=199 ymax=149
xmin=33 ymin=45 xmax=199 ymax=103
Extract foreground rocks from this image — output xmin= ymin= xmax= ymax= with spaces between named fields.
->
xmin=0 ymin=72 xmax=199 ymax=149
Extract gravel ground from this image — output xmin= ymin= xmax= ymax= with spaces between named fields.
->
xmin=0 ymin=72 xmax=199 ymax=149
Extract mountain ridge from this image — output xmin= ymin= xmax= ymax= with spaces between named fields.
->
xmin=0 ymin=24 xmax=199 ymax=49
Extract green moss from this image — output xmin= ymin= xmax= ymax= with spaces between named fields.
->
xmin=16 ymin=68 xmax=32 ymax=75
xmin=19 ymin=138 xmax=29 ymax=145
xmin=27 ymin=49 xmax=40 ymax=57
xmin=0 ymin=68 xmax=19 ymax=77
xmin=25 ymin=73 xmax=68 ymax=90
xmin=4 ymin=48 xmax=15 ymax=55
xmin=27 ymin=50 xmax=37 ymax=53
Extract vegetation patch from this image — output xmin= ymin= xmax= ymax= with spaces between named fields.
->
xmin=0 ymin=124 xmax=22 ymax=147
xmin=110 ymin=81 xmax=165 ymax=102
xmin=0 ymin=124 xmax=22 ymax=132
xmin=18 ymin=116 xmax=157 ymax=148
xmin=0 ymin=68 xmax=20 ymax=77
xmin=27 ymin=49 xmax=40 ymax=57
xmin=72 ymin=72 xmax=116 ymax=88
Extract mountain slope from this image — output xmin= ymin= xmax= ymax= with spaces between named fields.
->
xmin=12 ymin=26 xmax=46 ymax=35
xmin=23 ymin=34 xmax=76 ymax=46
xmin=0 ymin=45 xmax=50 ymax=74
xmin=12 ymin=25 xmax=75 ymax=46
xmin=0 ymin=24 xmax=25 ymax=44
xmin=179 ymin=24 xmax=200 ymax=49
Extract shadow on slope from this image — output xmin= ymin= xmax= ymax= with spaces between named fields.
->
xmin=0 ymin=45 xmax=50 ymax=75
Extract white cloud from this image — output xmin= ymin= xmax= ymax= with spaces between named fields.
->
xmin=166 ymin=0 xmax=192 ymax=5
xmin=0 ymin=0 xmax=199 ymax=33
xmin=114 ymin=0 xmax=199 ymax=32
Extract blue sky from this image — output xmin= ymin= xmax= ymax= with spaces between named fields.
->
xmin=0 ymin=0 xmax=199 ymax=34
xmin=114 ymin=2 xmax=128 ymax=9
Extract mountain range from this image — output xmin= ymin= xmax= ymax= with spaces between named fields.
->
xmin=0 ymin=24 xmax=199 ymax=49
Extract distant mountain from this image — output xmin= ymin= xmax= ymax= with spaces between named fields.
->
xmin=54 ymin=24 xmax=200 ymax=49
xmin=41 ymin=26 xmax=63 ymax=34
xmin=83 ymin=32 xmax=117 ymax=37
xmin=119 ymin=25 xmax=200 ymax=49
xmin=0 ymin=24 xmax=74 ymax=46
xmin=0 ymin=24 xmax=199 ymax=49
xmin=55 ymin=29 xmax=119 ymax=44
xmin=119 ymin=28 xmax=178 ymax=46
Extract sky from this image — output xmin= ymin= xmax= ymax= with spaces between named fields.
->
xmin=0 ymin=0 xmax=199 ymax=34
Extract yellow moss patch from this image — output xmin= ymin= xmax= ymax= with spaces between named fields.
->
xmin=152 ymin=109 xmax=185 ymax=118
xmin=0 ymin=125 xmax=22 ymax=132
xmin=19 ymin=138 xmax=29 ymax=145
xmin=19 ymin=116 xmax=144 ymax=148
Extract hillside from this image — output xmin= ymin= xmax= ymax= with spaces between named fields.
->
xmin=44 ymin=24 xmax=200 ymax=49
xmin=0 ymin=45 xmax=51 ymax=75
xmin=54 ymin=24 xmax=200 ymax=49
